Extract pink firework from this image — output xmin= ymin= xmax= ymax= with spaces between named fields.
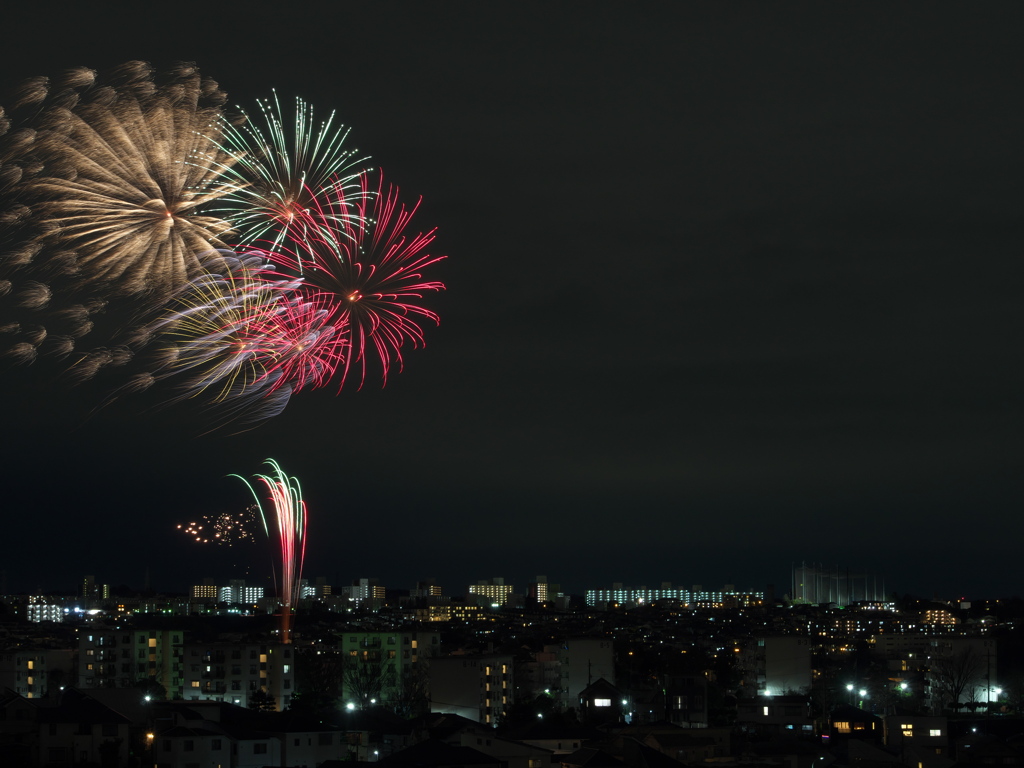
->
xmin=247 ymin=292 xmax=348 ymax=394
xmin=270 ymin=172 xmax=445 ymax=389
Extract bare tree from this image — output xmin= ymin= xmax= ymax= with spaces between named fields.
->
xmin=930 ymin=646 xmax=983 ymax=713
xmin=291 ymin=648 xmax=346 ymax=711
xmin=392 ymin=660 xmax=430 ymax=718
xmin=343 ymin=651 xmax=396 ymax=708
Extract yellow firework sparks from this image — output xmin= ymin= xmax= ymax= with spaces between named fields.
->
xmin=28 ymin=67 xmax=241 ymax=296
xmin=177 ymin=506 xmax=259 ymax=546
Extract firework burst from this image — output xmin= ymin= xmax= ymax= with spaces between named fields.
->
xmin=141 ymin=250 xmax=297 ymax=402
xmin=206 ymin=92 xmax=368 ymax=253
xmin=272 ymin=172 xmax=445 ymax=389
xmin=1 ymin=62 xmax=446 ymax=428
xmin=243 ymin=290 xmax=348 ymax=394
xmin=0 ymin=62 xmax=237 ymax=370
xmin=29 ymin=75 xmax=238 ymax=295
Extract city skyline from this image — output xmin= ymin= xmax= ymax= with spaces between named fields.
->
xmin=0 ymin=564 xmax=959 ymax=605
xmin=1 ymin=4 xmax=1022 ymax=600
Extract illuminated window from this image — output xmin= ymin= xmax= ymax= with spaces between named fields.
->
xmin=594 ymin=698 xmax=611 ymax=707
xmin=929 ymin=730 xmax=941 ymax=737
xmin=763 ymin=706 xmax=770 ymax=716
xmin=835 ymin=722 xmax=850 ymax=733
xmin=191 ymin=681 xmax=200 ymax=688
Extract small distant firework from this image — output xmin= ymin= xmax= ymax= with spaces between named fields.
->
xmin=177 ymin=506 xmax=259 ymax=545
xmin=232 ymin=459 xmax=306 ymax=643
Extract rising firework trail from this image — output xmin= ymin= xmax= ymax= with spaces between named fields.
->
xmin=232 ymin=459 xmax=306 ymax=644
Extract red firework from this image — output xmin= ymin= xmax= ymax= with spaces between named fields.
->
xmin=269 ymin=172 xmax=445 ymax=389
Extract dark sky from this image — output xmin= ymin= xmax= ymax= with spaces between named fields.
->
xmin=1 ymin=3 xmax=1022 ymax=599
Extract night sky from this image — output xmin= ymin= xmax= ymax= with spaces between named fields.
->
xmin=1 ymin=3 xmax=1022 ymax=599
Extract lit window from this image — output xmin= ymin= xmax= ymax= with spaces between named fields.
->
xmin=594 ymin=698 xmax=611 ymax=707
xmin=763 ymin=706 xmax=770 ymax=716
xmin=929 ymin=730 xmax=941 ymax=737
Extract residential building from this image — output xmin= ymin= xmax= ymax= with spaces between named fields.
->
xmin=78 ymin=628 xmax=185 ymax=698
xmin=182 ymin=641 xmax=296 ymax=710
xmin=338 ymin=630 xmax=439 ymax=711
xmin=468 ymin=578 xmax=514 ymax=607
xmin=429 ymin=654 xmax=515 ymax=725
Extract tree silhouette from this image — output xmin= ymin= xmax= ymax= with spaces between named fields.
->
xmin=930 ymin=646 xmax=983 ymax=712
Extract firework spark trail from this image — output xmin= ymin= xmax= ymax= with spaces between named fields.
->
xmin=270 ymin=171 xmax=445 ymax=389
xmin=206 ymin=92 xmax=369 ymax=254
xmin=232 ymin=459 xmax=306 ymax=643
